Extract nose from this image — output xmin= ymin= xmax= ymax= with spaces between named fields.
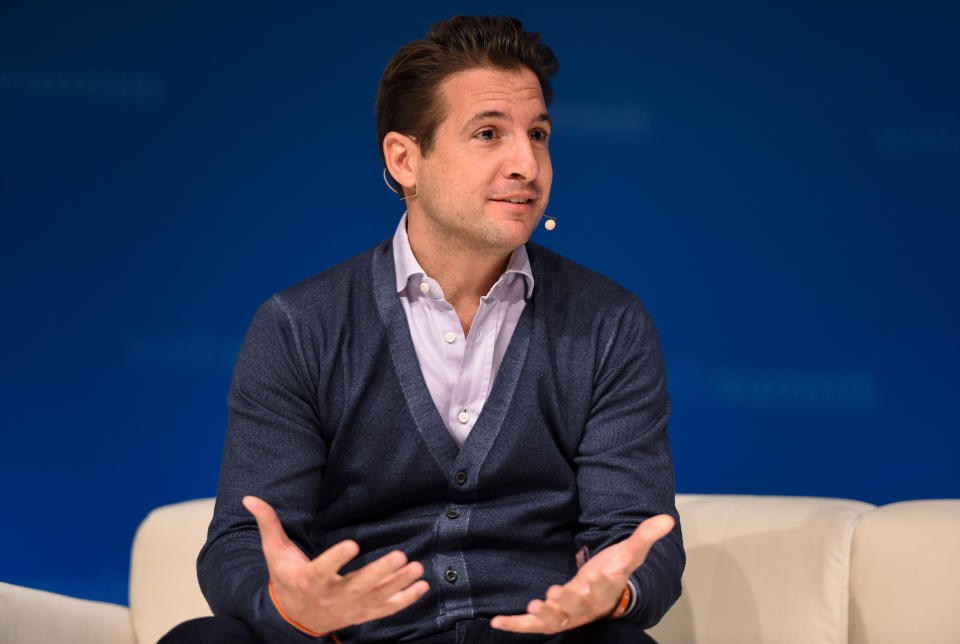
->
xmin=503 ymin=135 xmax=540 ymax=182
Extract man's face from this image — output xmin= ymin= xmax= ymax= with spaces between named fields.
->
xmin=409 ymin=65 xmax=553 ymax=256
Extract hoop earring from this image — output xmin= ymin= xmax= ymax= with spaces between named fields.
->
xmin=382 ymin=168 xmax=418 ymax=200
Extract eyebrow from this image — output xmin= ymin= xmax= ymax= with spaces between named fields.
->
xmin=463 ymin=110 xmax=552 ymax=130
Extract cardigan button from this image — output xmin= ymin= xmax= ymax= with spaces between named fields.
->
xmin=454 ymin=470 xmax=468 ymax=485
xmin=446 ymin=508 xmax=460 ymax=519
xmin=444 ymin=569 xmax=458 ymax=583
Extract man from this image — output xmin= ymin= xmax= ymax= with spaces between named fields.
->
xmin=166 ymin=15 xmax=683 ymax=644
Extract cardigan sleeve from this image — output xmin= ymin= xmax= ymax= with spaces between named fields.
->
xmin=197 ymin=296 xmax=330 ymax=643
xmin=573 ymin=297 xmax=685 ymax=629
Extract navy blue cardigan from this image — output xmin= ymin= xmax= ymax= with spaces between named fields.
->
xmin=198 ymin=239 xmax=684 ymax=642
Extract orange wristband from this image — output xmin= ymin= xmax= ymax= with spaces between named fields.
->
xmin=607 ymin=585 xmax=632 ymax=620
xmin=268 ymin=579 xmax=336 ymax=640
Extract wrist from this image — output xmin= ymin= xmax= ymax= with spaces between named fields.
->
xmin=268 ymin=579 xmax=329 ymax=638
xmin=606 ymin=584 xmax=632 ymax=620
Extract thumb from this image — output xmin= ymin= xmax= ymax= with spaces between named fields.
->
xmin=638 ymin=514 xmax=675 ymax=543
xmin=624 ymin=514 xmax=675 ymax=564
xmin=242 ymin=495 xmax=299 ymax=565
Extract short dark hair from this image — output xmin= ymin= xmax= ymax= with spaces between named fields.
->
xmin=376 ymin=15 xmax=559 ymax=191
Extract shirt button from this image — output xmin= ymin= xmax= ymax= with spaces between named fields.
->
xmin=458 ymin=411 xmax=470 ymax=424
xmin=444 ymin=331 xmax=456 ymax=343
xmin=454 ymin=470 xmax=468 ymax=485
xmin=444 ymin=569 xmax=458 ymax=584
xmin=419 ymin=282 xmax=430 ymax=294
xmin=446 ymin=508 xmax=460 ymax=519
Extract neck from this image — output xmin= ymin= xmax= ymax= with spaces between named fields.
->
xmin=406 ymin=212 xmax=515 ymax=334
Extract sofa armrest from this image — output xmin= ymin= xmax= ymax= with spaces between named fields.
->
xmin=650 ymin=494 xmax=875 ymax=644
xmin=849 ymin=499 xmax=960 ymax=644
xmin=130 ymin=498 xmax=214 ymax=644
xmin=0 ymin=581 xmax=135 ymax=644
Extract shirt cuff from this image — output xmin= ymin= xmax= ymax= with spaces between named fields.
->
xmin=624 ymin=579 xmax=639 ymax=616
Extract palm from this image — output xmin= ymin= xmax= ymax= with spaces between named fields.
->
xmin=266 ymin=531 xmax=311 ymax=579
xmin=570 ymin=539 xmax=636 ymax=600
xmin=490 ymin=514 xmax=675 ymax=634
xmin=242 ymin=495 xmax=429 ymax=634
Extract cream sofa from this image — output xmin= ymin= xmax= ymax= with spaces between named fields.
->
xmin=2 ymin=495 xmax=958 ymax=644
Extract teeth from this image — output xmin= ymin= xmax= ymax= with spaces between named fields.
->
xmin=508 ymin=198 xmax=528 ymax=203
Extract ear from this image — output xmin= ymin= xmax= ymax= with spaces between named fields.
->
xmin=383 ymin=132 xmax=419 ymax=196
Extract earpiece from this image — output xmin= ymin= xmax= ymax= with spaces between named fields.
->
xmin=382 ymin=168 xmax=418 ymax=200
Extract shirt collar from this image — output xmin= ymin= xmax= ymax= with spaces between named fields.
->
xmin=392 ymin=213 xmax=534 ymax=300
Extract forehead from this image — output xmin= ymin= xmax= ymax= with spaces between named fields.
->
xmin=437 ymin=66 xmax=546 ymax=124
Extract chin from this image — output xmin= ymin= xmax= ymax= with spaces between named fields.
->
xmin=496 ymin=222 xmax=537 ymax=250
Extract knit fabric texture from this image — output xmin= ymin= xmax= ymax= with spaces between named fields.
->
xmin=197 ymin=239 xmax=684 ymax=643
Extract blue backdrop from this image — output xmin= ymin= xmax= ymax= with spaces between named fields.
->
xmin=1 ymin=1 xmax=957 ymax=606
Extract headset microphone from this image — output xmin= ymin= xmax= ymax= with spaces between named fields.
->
xmin=543 ymin=215 xmax=556 ymax=231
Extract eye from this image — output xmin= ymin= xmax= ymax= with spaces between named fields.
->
xmin=475 ymin=128 xmax=497 ymax=141
xmin=529 ymin=128 xmax=550 ymax=143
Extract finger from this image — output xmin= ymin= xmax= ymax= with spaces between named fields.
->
xmin=569 ymin=569 xmax=624 ymax=621
xmin=546 ymin=583 xmax=589 ymax=620
xmin=368 ymin=560 xmax=425 ymax=601
xmin=489 ymin=613 xmax=550 ymax=633
xmin=341 ymin=550 xmax=411 ymax=594
xmin=623 ymin=514 xmax=675 ymax=564
xmin=242 ymin=496 xmax=299 ymax=562
xmin=639 ymin=514 xmax=675 ymax=542
xmin=528 ymin=598 xmax=571 ymax=632
xmin=309 ymin=539 xmax=362 ymax=579
xmin=366 ymin=579 xmax=431 ymax=621
xmin=578 ymin=568 xmax=619 ymax=602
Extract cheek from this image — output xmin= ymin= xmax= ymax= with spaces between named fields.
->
xmin=445 ymin=166 xmax=487 ymax=201
xmin=540 ymin=155 xmax=554 ymax=189
xmin=537 ymin=147 xmax=553 ymax=172
xmin=425 ymin=152 xmax=471 ymax=189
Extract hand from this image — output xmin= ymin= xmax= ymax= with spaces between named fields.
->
xmin=489 ymin=514 xmax=675 ymax=634
xmin=242 ymin=495 xmax=430 ymax=635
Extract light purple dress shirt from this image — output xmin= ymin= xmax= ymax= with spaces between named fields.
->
xmin=393 ymin=214 xmax=534 ymax=446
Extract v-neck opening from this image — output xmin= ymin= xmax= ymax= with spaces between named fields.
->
xmin=372 ymin=240 xmax=535 ymax=474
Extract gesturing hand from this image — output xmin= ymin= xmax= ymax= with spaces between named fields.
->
xmin=489 ymin=514 xmax=675 ymax=634
xmin=242 ymin=496 xmax=430 ymax=635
